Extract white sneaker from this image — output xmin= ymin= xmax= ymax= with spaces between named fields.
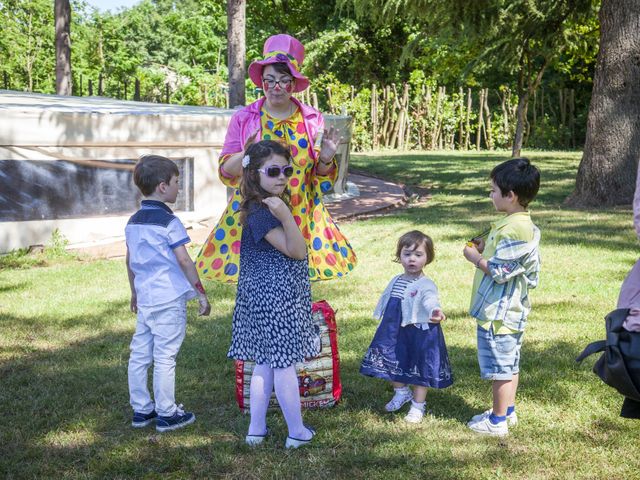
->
xmin=404 ymin=405 xmax=425 ymax=423
xmin=467 ymin=409 xmax=518 ymax=427
xmin=467 ymin=415 xmax=509 ymax=436
xmin=385 ymin=389 xmax=413 ymax=412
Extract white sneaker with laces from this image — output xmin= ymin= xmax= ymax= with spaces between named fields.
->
xmin=467 ymin=409 xmax=518 ymax=427
xmin=467 ymin=415 xmax=509 ymax=436
xmin=385 ymin=389 xmax=413 ymax=412
xmin=404 ymin=405 xmax=425 ymax=423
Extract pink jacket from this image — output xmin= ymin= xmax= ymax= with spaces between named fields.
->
xmin=220 ymin=96 xmax=324 ymax=161
xmin=617 ymin=167 xmax=640 ymax=331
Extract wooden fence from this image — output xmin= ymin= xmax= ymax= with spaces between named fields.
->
xmin=2 ymin=71 xmax=578 ymax=150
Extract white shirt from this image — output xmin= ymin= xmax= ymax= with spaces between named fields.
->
xmin=125 ymin=200 xmax=196 ymax=307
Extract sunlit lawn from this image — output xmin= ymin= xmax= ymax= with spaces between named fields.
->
xmin=1 ymin=150 xmax=639 ymax=479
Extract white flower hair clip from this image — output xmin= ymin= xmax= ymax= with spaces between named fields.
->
xmin=241 ymin=155 xmax=251 ymax=168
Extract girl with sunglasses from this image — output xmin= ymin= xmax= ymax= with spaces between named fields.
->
xmin=228 ymin=140 xmax=319 ymax=448
xmin=196 ymin=34 xmax=357 ymax=284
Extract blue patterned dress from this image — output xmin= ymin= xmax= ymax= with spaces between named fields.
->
xmin=227 ymin=203 xmax=319 ymax=368
xmin=360 ymin=277 xmax=453 ymax=388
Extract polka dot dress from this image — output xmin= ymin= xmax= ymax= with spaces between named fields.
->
xmin=227 ymin=203 xmax=319 ymax=368
xmin=196 ymin=106 xmax=357 ymax=283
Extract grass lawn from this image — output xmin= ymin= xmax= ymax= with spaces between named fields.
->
xmin=2 ymin=150 xmax=639 ymax=479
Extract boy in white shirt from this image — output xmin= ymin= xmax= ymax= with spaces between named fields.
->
xmin=126 ymin=155 xmax=210 ymax=432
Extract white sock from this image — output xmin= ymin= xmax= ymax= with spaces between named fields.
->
xmin=248 ymin=364 xmax=273 ymax=436
xmin=395 ymin=386 xmax=411 ymax=395
xmin=411 ymin=400 xmax=426 ymax=412
xmin=274 ymin=366 xmax=311 ymax=440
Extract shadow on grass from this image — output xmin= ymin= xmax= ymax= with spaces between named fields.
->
xmin=2 ymin=291 xmax=631 ymax=478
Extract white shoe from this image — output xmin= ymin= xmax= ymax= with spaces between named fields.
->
xmin=467 ymin=409 xmax=518 ymax=427
xmin=245 ymin=427 xmax=270 ymax=446
xmin=285 ymin=425 xmax=316 ymax=449
xmin=385 ymin=389 xmax=413 ymax=412
xmin=404 ymin=405 xmax=425 ymax=423
xmin=467 ymin=415 xmax=509 ymax=436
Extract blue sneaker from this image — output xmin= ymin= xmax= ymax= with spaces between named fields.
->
xmin=156 ymin=405 xmax=196 ymax=432
xmin=131 ymin=410 xmax=158 ymax=428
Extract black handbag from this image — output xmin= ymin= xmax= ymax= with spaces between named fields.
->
xmin=576 ymin=308 xmax=640 ymax=403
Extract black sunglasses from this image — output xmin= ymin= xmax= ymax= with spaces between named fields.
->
xmin=258 ymin=165 xmax=294 ymax=178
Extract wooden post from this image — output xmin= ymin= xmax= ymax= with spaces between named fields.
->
xmin=397 ymin=83 xmax=410 ymax=150
xmin=371 ymin=84 xmax=378 ymax=150
xmin=311 ymin=92 xmax=318 ymax=111
xmin=165 ymin=83 xmax=170 ymax=104
xmin=123 ymin=79 xmax=128 ymax=100
xmin=78 ymin=74 xmax=83 ymax=96
xmin=98 ymin=72 xmax=103 ymax=96
xmin=381 ymin=85 xmax=391 ymax=147
xmin=569 ymin=88 xmax=575 ymax=148
xmin=388 ymin=84 xmax=402 ymax=149
xmin=476 ymin=88 xmax=485 ymax=150
xmin=500 ymin=87 xmax=510 ymax=144
xmin=134 ymin=78 xmax=140 ymax=101
xmin=483 ymin=88 xmax=493 ymax=150
xmin=327 ymin=86 xmax=334 ymax=113
xmin=88 ymin=79 xmax=93 ymax=96
xmin=202 ymin=83 xmax=209 ymax=106
xmin=465 ymin=88 xmax=472 ymax=150
xmin=559 ymin=88 xmax=566 ymax=127
xmin=532 ymin=90 xmax=537 ymax=131
xmin=458 ymin=86 xmax=464 ymax=150
xmin=432 ymin=86 xmax=444 ymax=149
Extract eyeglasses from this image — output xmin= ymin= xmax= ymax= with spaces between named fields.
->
xmin=262 ymin=77 xmax=293 ymax=89
xmin=258 ymin=165 xmax=294 ymax=178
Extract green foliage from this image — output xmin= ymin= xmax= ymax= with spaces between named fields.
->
xmin=0 ymin=0 xmax=598 ymax=150
xmin=0 ymin=229 xmax=76 ymax=269
xmin=0 ymin=0 xmax=56 ymax=92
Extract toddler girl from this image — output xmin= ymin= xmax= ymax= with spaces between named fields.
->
xmin=227 ymin=140 xmax=319 ymax=448
xmin=360 ymin=230 xmax=453 ymax=422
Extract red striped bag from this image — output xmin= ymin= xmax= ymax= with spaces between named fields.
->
xmin=234 ymin=300 xmax=342 ymax=412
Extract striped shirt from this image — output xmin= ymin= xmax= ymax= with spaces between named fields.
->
xmin=390 ymin=276 xmax=418 ymax=299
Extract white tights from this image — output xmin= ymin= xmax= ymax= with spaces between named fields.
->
xmin=248 ymin=364 xmax=311 ymax=440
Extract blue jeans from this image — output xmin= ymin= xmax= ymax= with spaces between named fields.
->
xmin=477 ymin=324 xmax=523 ymax=381
xmin=128 ymin=295 xmax=187 ymax=417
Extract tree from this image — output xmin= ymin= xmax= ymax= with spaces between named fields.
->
xmin=227 ymin=0 xmax=246 ymax=107
xmin=339 ymin=0 xmax=597 ymax=155
xmin=55 ymin=0 xmax=72 ymax=95
xmin=568 ymin=0 xmax=640 ymax=206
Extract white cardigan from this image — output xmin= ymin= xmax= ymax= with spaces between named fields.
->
xmin=373 ymin=275 xmax=441 ymax=328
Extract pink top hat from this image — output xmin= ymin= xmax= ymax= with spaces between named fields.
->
xmin=248 ymin=34 xmax=310 ymax=93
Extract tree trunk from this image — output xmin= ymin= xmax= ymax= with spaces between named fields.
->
xmin=55 ymin=0 xmax=72 ymax=95
xmin=227 ymin=0 xmax=246 ymax=107
xmin=568 ymin=0 xmax=640 ymax=206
